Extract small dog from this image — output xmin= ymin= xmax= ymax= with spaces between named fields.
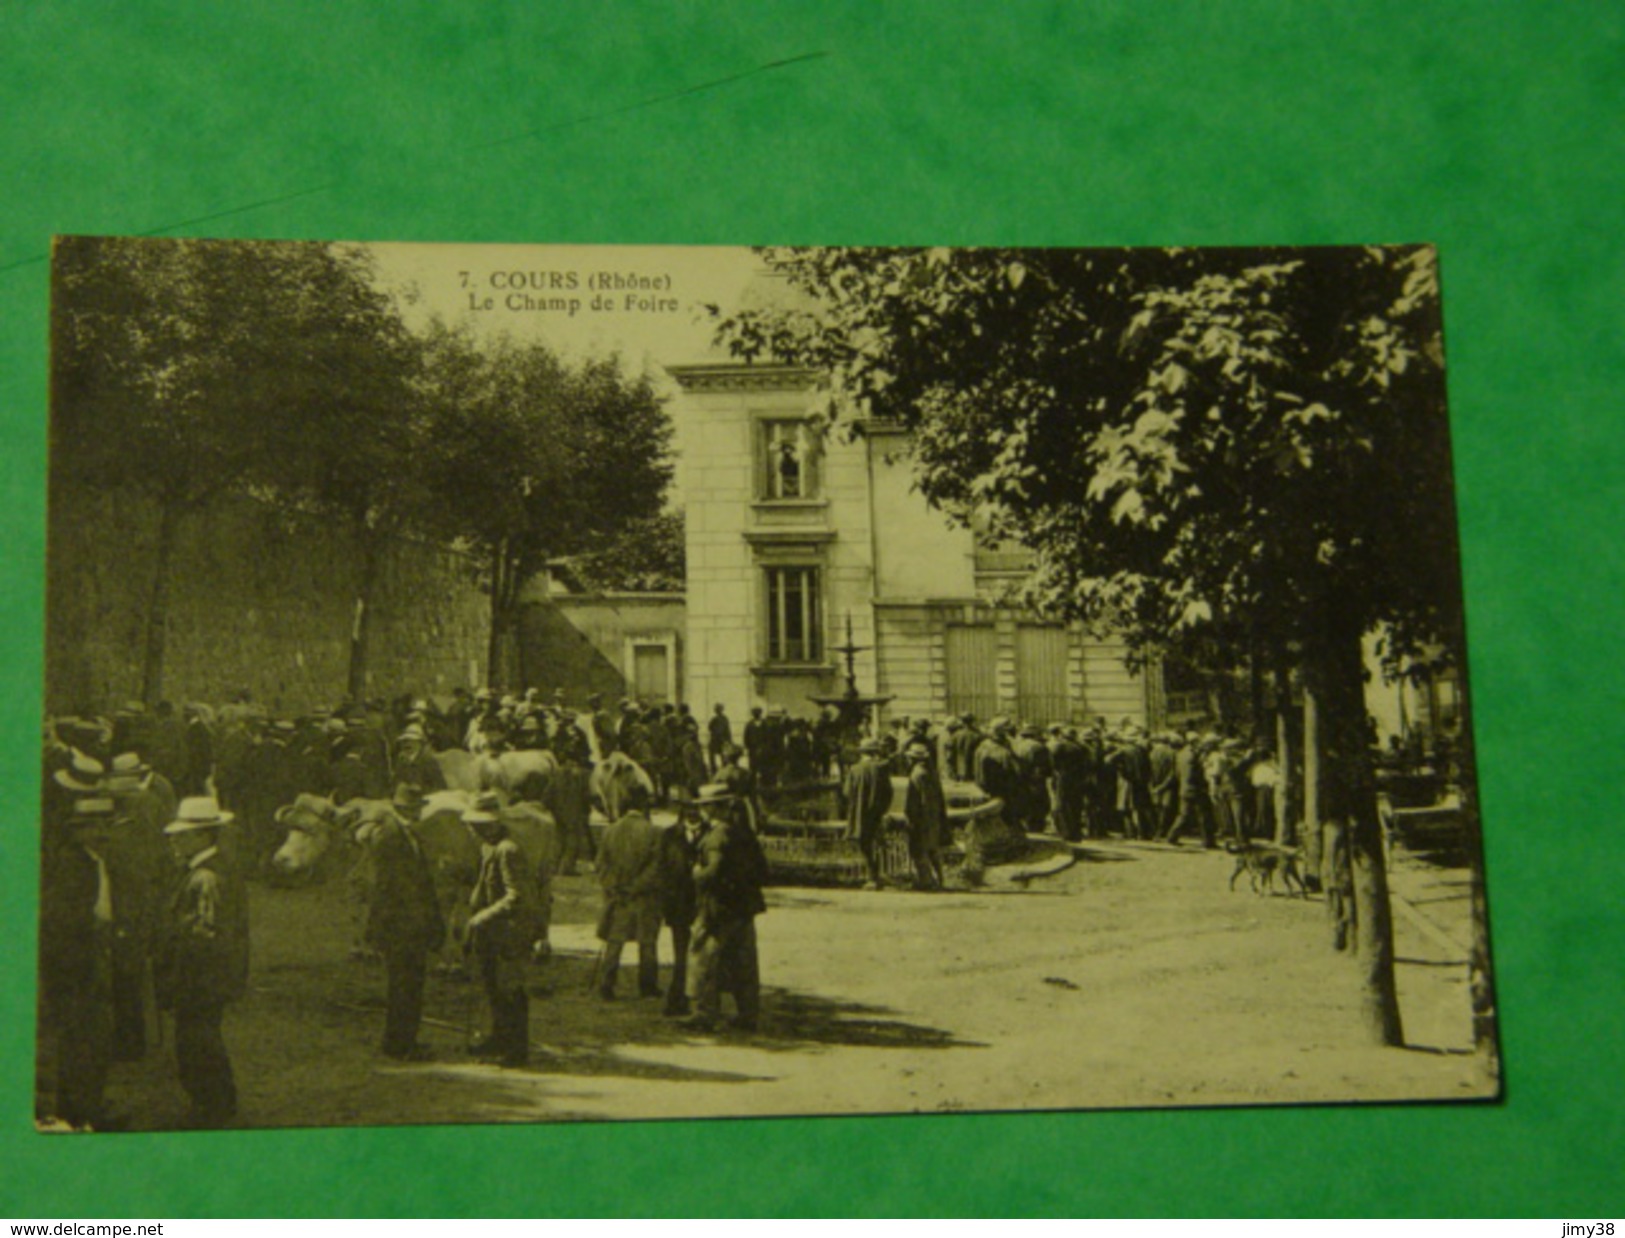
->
xmin=1226 ymin=840 xmax=1307 ymax=897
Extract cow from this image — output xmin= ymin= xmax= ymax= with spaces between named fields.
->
xmin=435 ymin=749 xmax=481 ymax=794
xmin=589 ymin=750 xmax=656 ymax=824
xmin=477 ymin=748 xmax=558 ymax=801
xmin=269 ymin=789 xmax=557 ymax=965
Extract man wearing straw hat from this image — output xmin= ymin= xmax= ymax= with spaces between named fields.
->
xmin=685 ymin=783 xmax=769 ymax=1033
xmin=156 ymin=796 xmax=249 ymax=1128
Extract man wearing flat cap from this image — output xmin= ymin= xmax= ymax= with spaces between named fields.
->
xmin=845 ymin=738 xmax=895 ymax=890
xmin=155 ymin=797 xmax=249 ymax=1127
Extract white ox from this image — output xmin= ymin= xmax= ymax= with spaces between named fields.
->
xmin=433 ymin=746 xmax=560 ymax=802
xmin=270 ymin=789 xmax=558 ymax=960
xmin=590 ymin=751 xmax=655 ymax=822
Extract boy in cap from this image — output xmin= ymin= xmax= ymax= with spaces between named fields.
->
xmin=155 ymin=797 xmax=249 ymax=1127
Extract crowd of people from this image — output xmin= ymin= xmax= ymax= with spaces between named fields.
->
xmin=37 ymin=682 xmax=1281 ymax=1132
xmin=35 ymin=687 xmax=772 ymax=1131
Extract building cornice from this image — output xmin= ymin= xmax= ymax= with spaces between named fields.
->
xmin=743 ymin=529 xmax=837 ymax=546
xmin=666 ymin=363 xmax=821 ymax=393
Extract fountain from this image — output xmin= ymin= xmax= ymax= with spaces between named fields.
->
xmin=805 ymin=612 xmax=894 ymax=771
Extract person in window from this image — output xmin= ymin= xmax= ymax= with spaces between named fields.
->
xmin=776 ymin=437 xmax=801 ymax=497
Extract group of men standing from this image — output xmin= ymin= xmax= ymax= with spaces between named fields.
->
xmin=933 ymin=713 xmax=1278 ymax=849
xmin=842 ymin=711 xmax=1284 ymax=889
xmin=591 ymin=781 xmax=769 ymax=1033
xmin=39 ymin=725 xmax=248 ymax=1131
xmin=38 ymin=684 xmax=778 ymax=1129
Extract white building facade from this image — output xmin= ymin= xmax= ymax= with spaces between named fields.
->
xmin=670 ymin=360 xmax=1163 ymax=730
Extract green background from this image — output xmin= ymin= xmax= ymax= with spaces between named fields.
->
xmin=2 ymin=0 xmax=1620 ymax=1217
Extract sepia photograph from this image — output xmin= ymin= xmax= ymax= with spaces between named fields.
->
xmin=37 ymin=237 xmax=1499 ymax=1133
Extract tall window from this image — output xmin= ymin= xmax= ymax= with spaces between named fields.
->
xmin=765 ymin=566 xmax=822 ymax=662
xmin=759 ymin=420 xmax=819 ymax=500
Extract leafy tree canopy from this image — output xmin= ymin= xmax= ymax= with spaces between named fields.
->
xmin=571 ymin=509 xmax=685 ymax=594
xmin=713 ymin=246 xmax=1462 ymax=677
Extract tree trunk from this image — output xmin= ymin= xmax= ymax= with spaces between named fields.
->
xmin=1274 ymin=655 xmax=1300 ymax=847
xmin=1302 ymin=671 xmax=1322 ymax=887
xmin=1448 ymin=667 xmax=1499 ymax=1071
xmin=1248 ymin=629 xmax=1265 ymax=739
xmin=346 ymin=529 xmax=384 ymax=701
xmin=485 ymin=540 xmax=506 ymax=691
xmin=1307 ymin=628 xmax=1404 ymax=1047
xmin=140 ymin=497 xmax=185 ymax=704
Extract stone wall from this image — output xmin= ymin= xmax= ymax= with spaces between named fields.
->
xmin=517 ymin=594 xmax=685 ymax=706
xmin=44 ymin=485 xmax=490 ymax=715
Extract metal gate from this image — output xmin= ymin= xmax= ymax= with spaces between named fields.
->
xmin=945 ymin=625 xmax=998 ymax=721
xmin=1016 ymin=625 xmax=1071 ymax=724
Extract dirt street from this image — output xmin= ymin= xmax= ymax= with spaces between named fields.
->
xmin=58 ymin=837 xmax=1496 ymax=1130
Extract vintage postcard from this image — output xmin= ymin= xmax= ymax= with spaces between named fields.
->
xmin=37 ymin=238 xmax=1498 ymax=1131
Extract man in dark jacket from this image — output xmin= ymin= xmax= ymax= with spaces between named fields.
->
xmin=950 ymin=714 xmax=984 ymax=787
xmin=845 ymin=738 xmax=895 ymax=889
xmin=706 ymin=704 xmax=732 ymax=776
xmin=1112 ymin=728 xmax=1155 ymax=840
xmin=156 ymin=797 xmax=250 ymax=1128
xmin=38 ymin=797 xmax=118 ymax=1129
xmin=1149 ymin=732 xmax=1180 ymax=840
xmin=181 ymin=704 xmax=214 ymax=798
xmin=742 ymin=707 xmax=769 ymax=784
xmin=1013 ymin=725 xmax=1053 ymax=833
xmin=677 ymin=718 xmax=709 ymax=800
xmin=1165 ymin=734 xmax=1215 ymax=848
xmin=658 ymin=797 xmax=704 ymax=1016
xmin=391 ymin=725 xmax=446 ymax=793
xmin=366 ymin=783 xmax=446 ymax=1059
xmin=974 ymin=719 xmax=1021 ymax=821
xmin=903 ymin=743 xmax=948 ymax=890
xmin=103 ymin=754 xmax=176 ymax=1060
xmin=686 ymin=784 xmax=769 ymax=1032
xmin=593 ymin=784 xmax=663 ymax=1000
xmin=1047 ymin=725 xmax=1089 ymax=843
